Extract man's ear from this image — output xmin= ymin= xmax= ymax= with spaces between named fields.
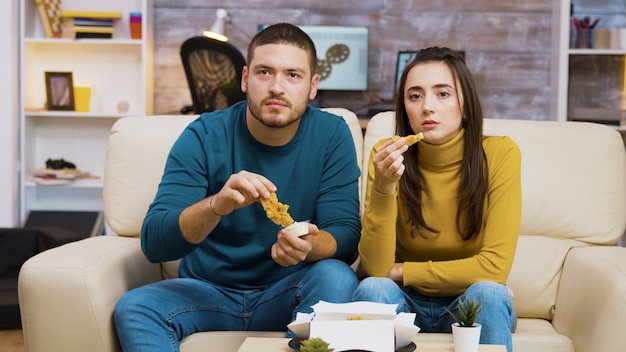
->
xmin=309 ymin=73 xmax=320 ymax=100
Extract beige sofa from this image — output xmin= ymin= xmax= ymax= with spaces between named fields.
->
xmin=18 ymin=109 xmax=626 ymax=352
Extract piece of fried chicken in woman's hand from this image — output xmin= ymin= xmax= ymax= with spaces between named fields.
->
xmin=391 ymin=132 xmax=424 ymax=146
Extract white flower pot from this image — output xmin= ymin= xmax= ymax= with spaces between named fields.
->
xmin=451 ymin=322 xmax=481 ymax=352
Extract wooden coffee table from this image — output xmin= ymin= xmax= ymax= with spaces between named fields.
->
xmin=237 ymin=337 xmax=506 ymax=351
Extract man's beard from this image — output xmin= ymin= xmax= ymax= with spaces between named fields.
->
xmin=248 ymin=95 xmax=306 ymax=129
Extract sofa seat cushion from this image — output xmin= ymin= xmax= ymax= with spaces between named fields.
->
xmin=411 ymin=319 xmax=574 ymax=352
xmin=510 ymin=318 xmax=574 ymax=352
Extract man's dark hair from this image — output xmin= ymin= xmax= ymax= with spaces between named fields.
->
xmin=247 ymin=23 xmax=317 ymax=77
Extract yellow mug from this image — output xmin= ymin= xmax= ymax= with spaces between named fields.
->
xmin=74 ymin=86 xmax=92 ymax=112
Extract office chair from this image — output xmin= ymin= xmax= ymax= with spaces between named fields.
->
xmin=180 ymin=36 xmax=247 ymax=114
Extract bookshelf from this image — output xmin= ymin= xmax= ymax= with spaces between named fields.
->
xmin=552 ymin=0 xmax=626 ymax=123
xmin=18 ymin=0 xmax=154 ymax=226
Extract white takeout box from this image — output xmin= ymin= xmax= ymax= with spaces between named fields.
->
xmin=287 ymin=301 xmax=420 ymax=352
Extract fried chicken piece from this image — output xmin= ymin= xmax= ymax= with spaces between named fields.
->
xmin=391 ymin=132 xmax=424 ymax=146
xmin=347 ymin=315 xmax=372 ymax=320
xmin=259 ymin=192 xmax=295 ymax=227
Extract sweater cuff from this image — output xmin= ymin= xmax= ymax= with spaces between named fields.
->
xmin=367 ymin=188 xmax=397 ymax=214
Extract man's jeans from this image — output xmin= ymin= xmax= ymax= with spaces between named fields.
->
xmin=353 ymin=278 xmax=517 ymax=352
xmin=114 ymin=259 xmax=357 ymax=351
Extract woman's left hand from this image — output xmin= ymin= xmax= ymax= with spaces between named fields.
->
xmin=387 ymin=263 xmax=403 ymax=282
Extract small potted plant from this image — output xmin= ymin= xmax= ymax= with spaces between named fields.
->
xmin=446 ymin=297 xmax=482 ymax=352
xmin=299 ymin=337 xmax=334 ymax=352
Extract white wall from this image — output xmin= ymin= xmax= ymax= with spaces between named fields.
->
xmin=0 ymin=0 xmax=20 ymax=227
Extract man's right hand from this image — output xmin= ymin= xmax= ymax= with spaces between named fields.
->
xmin=210 ymin=170 xmax=277 ymax=216
xmin=180 ymin=170 xmax=276 ymax=244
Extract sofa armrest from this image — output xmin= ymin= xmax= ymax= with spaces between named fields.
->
xmin=552 ymin=246 xmax=626 ymax=352
xmin=18 ymin=235 xmax=162 ymax=352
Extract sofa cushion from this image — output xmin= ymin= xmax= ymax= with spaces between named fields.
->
xmin=104 ymin=115 xmax=198 ymax=237
xmin=482 ymin=118 xmax=626 ymax=245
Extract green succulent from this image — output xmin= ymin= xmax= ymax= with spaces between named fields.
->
xmin=445 ymin=297 xmax=482 ymax=327
xmin=300 ymin=337 xmax=334 ymax=352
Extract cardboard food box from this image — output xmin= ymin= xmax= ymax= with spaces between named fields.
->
xmin=287 ymin=301 xmax=420 ymax=352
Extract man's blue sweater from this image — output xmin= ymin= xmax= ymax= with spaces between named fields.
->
xmin=141 ymin=101 xmax=361 ymax=289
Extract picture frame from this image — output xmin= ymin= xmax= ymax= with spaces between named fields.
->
xmin=45 ymin=71 xmax=75 ymax=110
xmin=395 ymin=51 xmax=418 ymax=92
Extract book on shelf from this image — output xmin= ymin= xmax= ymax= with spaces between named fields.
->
xmin=34 ymin=0 xmax=63 ymax=38
xmin=62 ymin=17 xmax=115 ymax=28
xmin=75 ymin=32 xmax=113 ymax=39
xmin=62 ymin=26 xmax=115 ymax=39
xmin=60 ymin=10 xmax=122 ymax=20
xmin=32 ymin=168 xmax=92 ymax=180
xmin=569 ymin=107 xmax=626 ymax=127
xmin=32 ymin=168 xmax=99 ymax=186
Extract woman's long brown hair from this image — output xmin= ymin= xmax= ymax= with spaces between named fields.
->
xmin=394 ymin=47 xmax=487 ymax=241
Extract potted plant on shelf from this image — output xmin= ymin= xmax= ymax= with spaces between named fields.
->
xmin=446 ymin=297 xmax=482 ymax=352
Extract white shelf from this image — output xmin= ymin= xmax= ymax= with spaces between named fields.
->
xmin=24 ymin=110 xmax=130 ymax=119
xmin=569 ymin=48 xmax=626 ymax=55
xmin=24 ymin=37 xmax=143 ymax=46
xmin=18 ymin=0 xmax=154 ymax=222
xmin=25 ymin=177 xmax=104 ymax=189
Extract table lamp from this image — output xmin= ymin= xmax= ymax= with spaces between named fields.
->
xmin=203 ymin=8 xmax=229 ymax=42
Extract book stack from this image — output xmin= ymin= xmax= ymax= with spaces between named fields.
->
xmin=60 ymin=10 xmax=122 ymax=39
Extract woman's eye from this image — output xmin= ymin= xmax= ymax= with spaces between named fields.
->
xmin=438 ymin=91 xmax=451 ymax=97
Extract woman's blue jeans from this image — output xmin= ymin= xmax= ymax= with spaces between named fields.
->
xmin=352 ymin=278 xmax=517 ymax=352
xmin=114 ymin=259 xmax=358 ymax=351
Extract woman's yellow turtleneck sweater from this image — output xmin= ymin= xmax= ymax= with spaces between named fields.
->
xmin=359 ymin=129 xmax=522 ymax=296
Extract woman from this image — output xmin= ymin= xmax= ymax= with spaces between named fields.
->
xmin=353 ymin=47 xmax=521 ymax=352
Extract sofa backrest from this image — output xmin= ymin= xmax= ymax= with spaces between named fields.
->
xmin=363 ymin=111 xmax=626 ymax=319
xmin=103 ymin=115 xmax=198 ymax=237
xmin=103 ymin=108 xmax=363 ymax=238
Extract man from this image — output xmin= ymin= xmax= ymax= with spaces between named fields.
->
xmin=113 ymin=23 xmax=361 ymax=350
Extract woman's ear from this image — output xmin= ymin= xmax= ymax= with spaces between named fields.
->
xmin=241 ymin=66 xmax=249 ymax=93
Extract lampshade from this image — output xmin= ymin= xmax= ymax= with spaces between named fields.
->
xmin=203 ymin=8 xmax=229 ymax=42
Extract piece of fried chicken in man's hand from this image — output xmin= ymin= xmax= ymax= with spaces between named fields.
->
xmin=259 ymin=192 xmax=294 ymax=227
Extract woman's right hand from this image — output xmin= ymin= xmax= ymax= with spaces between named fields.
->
xmin=372 ymin=138 xmax=409 ymax=195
